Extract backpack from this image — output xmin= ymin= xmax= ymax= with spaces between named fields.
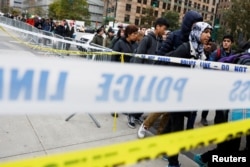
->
xmin=216 ymin=48 xmax=221 ymax=60
xmin=218 ymin=52 xmax=250 ymax=65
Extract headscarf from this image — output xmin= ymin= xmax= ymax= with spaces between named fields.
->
xmin=189 ymin=22 xmax=213 ymax=59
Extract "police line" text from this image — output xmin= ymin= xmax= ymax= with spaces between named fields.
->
xmin=96 ymin=73 xmax=188 ymax=102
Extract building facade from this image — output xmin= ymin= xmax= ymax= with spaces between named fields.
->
xmin=104 ymin=0 xmax=219 ymax=27
xmin=0 ymin=0 xmax=11 ymax=12
xmin=216 ymin=0 xmax=231 ymax=26
xmin=87 ymin=0 xmax=104 ymax=27
xmin=17 ymin=0 xmax=103 ymax=27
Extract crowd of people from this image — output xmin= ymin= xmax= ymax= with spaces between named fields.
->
xmin=90 ymin=11 xmax=249 ymax=167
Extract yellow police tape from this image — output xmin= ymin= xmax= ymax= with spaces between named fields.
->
xmin=0 ymin=119 xmax=249 ymax=167
xmin=0 ymin=26 xmax=125 ymax=56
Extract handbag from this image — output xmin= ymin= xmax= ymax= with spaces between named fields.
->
xmin=229 ymin=109 xmax=250 ymax=121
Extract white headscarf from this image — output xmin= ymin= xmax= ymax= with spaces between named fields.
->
xmin=189 ymin=22 xmax=213 ymax=59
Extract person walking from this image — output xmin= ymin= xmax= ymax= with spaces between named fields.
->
xmin=128 ymin=18 xmax=170 ymax=129
xmin=163 ymin=21 xmax=213 ymax=167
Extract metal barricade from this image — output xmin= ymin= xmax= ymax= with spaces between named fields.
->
xmin=0 ymin=16 xmax=114 ymax=61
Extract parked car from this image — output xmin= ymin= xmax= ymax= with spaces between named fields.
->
xmin=84 ymin=27 xmax=96 ymax=34
xmin=76 ymin=33 xmax=95 ymax=51
xmin=76 ymin=25 xmax=85 ymax=32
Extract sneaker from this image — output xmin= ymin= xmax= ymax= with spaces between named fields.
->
xmin=193 ymin=154 xmax=207 ymax=167
xmin=137 ymin=124 xmax=147 ymax=138
xmin=127 ymin=115 xmax=136 ymax=129
xmin=200 ymin=118 xmax=208 ymax=126
xmin=162 ymin=155 xmax=168 ymax=161
xmin=134 ymin=117 xmax=143 ymax=125
xmin=111 ymin=113 xmax=119 ymax=117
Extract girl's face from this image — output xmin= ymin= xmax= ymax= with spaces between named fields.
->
xmin=128 ymin=31 xmax=138 ymax=42
xmin=200 ymin=28 xmax=212 ymax=44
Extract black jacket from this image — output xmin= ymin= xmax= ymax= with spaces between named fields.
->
xmin=130 ymin=32 xmax=163 ymax=64
xmin=158 ymin=10 xmax=203 ymax=55
xmin=167 ymin=41 xmax=206 ymax=67
xmin=112 ymin=37 xmax=138 ymax=62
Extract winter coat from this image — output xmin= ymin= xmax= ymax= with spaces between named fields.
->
xmin=157 ymin=10 xmax=203 ymax=55
xmin=112 ymin=37 xmax=138 ymax=62
xmin=209 ymin=47 xmax=235 ymax=62
xmin=167 ymin=41 xmax=206 ymax=67
xmin=130 ymin=31 xmax=163 ymax=64
xmin=91 ymin=34 xmax=104 ymax=46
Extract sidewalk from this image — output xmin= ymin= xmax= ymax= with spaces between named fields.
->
xmin=0 ymin=113 xmax=211 ymax=167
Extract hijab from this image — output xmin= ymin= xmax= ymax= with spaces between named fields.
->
xmin=189 ymin=22 xmax=213 ymax=59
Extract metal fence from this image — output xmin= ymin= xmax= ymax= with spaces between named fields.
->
xmin=0 ymin=16 xmax=113 ymax=61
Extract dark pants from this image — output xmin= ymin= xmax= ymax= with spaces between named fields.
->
xmin=186 ymin=111 xmax=197 ymax=129
xmin=201 ymin=110 xmax=209 ymax=119
xmin=214 ymin=109 xmax=229 ymax=124
xmin=162 ymin=112 xmax=186 ymax=166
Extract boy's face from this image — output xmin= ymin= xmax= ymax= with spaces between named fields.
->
xmin=204 ymin=42 xmax=212 ymax=52
xmin=222 ymin=38 xmax=233 ymax=50
xmin=156 ymin=25 xmax=167 ymax=36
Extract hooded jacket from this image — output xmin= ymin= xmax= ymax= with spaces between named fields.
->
xmin=157 ymin=10 xmax=203 ymax=55
xmin=130 ymin=31 xmax=163 ymax=64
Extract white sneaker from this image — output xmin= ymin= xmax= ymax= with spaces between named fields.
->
xmin=137 ymin=124 xmax=147 ymax=138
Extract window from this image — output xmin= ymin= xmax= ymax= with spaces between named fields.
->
xmin=205 ymin=14 xmax=207 ymax=19
xmin=174 ymin=5 xmax=177 ymax=11
xmin=212 ymin=0 xmax=216 ymax=5
xmin=151 ymin=0 xmax=159 ymax=7
xmin=143 ymin=0 xmax=147 ymax=5
xmin=212 ymin=8 xmax=214 ymax=13
xmin=167 ymin=4 xmax=171 ymax=10
xmin=178 ymin=6 xmax=181 ymax=13
xmin=210 ymin=15 xmax=213 ymax=21
xmin=162 ymin=2 xmax=166 ymax=9
xmin=202 ymin=5 xmax=205 ymax=10
xmin=142 ymin=8 xmax=146 ymax=14
xmin=136 ymin=7 xmax=141 ymax=13
xmin=126 ymin=4 xmax=131 ymax=12
xmin=137 ymin=0 xmax=142 ymax=3
xmin=135 ymin=18 xmax=140 ymax=25
xmin=206 ymin=6 xmax=208 ymax=11
xmin=197 ymin=4 xmax=200 ymax=10
xmin=183 ymin=8 xmax=187 ymax=14
xmin=154 ymin=10 xmax=158 ymax=17
xmin=184 ymin=0 xmax=188 ymax=6
xmin=194 ymin=2 xmax=197 ymax=9
xmin=124 ymin=14 xmax=130 ymax=22
xmin=189 ymin=1 xmax=192 ymax=7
